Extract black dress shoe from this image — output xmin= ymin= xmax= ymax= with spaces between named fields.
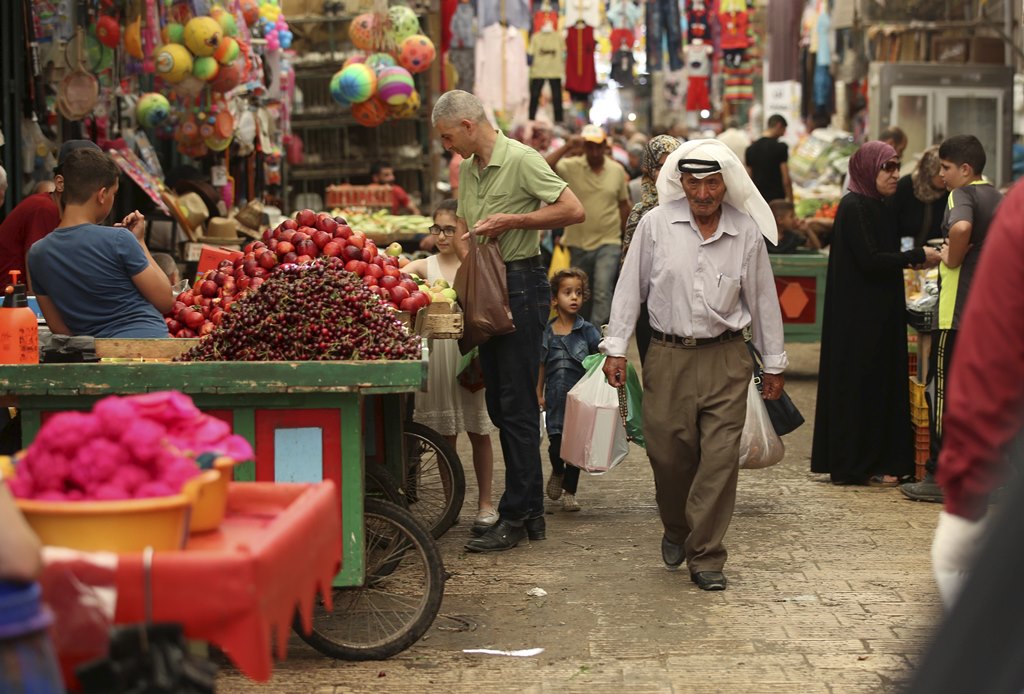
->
xmin=691 ymin=571 xmax=727 ymax=591
xmin=661 ymin=535 xmax=684 ymax=570
xmin=525 ymin=515 xmax=546 ymax=540
xmin=465 ymin=520 xmax=526 ymax=553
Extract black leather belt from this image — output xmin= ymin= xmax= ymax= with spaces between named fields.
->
xmin=651 ymin=329 xmax=744 ymax=347
xmin=505 ymin=255 xmax=543 ymax=272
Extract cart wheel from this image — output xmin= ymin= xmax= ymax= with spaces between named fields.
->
xmin=365 ymin=464 xmax=408 ymax=508
xmin=402 ymin=422 xmax=465 ymax=539
xmin=295 ymin=498 xmax=445 ymax=661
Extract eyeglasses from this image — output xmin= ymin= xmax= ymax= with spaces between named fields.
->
xmin=429 ymin=225 xmax=457 ymax=237
xmin=880 ymin=161 xmax=902 ymax=173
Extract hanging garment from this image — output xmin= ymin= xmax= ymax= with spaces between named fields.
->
xmin=565 ymin=0 xmax=601 ymax=27
xmin=529 ymin=77 xmax=564 ymax=120
xmin=528 ymin=29 xmax=565 ymax=78
xmin=450 ymin=1 xmax=477 ymax=48
xmin=687 ymin=7 xmax=711 ymax=42
xmin=607 ymin=0 xmax=642 ymax=29
xmin=450 ymin=47 xmax=475 ymax=91
xmin=610 ymin=46 xmax=636 ymax=84
xmin=684 ymin=42 xmax=712 ymax=111
xmin=474 ymin=24 xmax=530 ymax=114
xmin=565 ymin=24 xmax=597 ymax=95
xmin=647 ymin=0 xmax=683 ymax=72
xmin=532 ymin=9 xmax=559 ymax=32
xmin=477 ymin=0 xmax=532 ymax=30
xmin=609 ymin=27 xmax=635 ymax=49
xmin=720 ymin=11 xmax=749 ymax=50
xmin=723 ymin=57 xmax=755 ymax=102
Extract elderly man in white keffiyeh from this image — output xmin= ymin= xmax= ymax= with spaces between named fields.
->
xmin=600 ymin=139 xmax=788 ymax=591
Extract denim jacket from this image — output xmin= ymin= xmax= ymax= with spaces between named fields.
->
xmin=541 ymin=315 xmax=602 ymax=435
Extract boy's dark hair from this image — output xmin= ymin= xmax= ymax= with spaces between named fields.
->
xmin=60 ymin=148 xmax=119 ymax=206
xmin=550 ymin=267 xmax=591 ymax=301
xmin=769 ymin=199 xmax=795 ymax=218
xmin=433 ymin=199 xmax=458 ymax=217
xmin=939 ymin=135 xmax=986 ymax=176
xmin=151 ymin=252 xmax=179 ymax=280
xmin=369 ymin=160 xmax=392 ymax=178
xmin=767 ymin=114 xmax=788 ymax=130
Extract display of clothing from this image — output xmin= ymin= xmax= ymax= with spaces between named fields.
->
xmin=450 ymin=1 xmax=477 ymax=48
xmin=565 ymin=24 xmax=597 ymax=95
xmin=647 ymin=0 xmax=683 ymax=72
xmin=450 ymin=47 xmax=475 ymax=91
xmin=813 ymin=8 xmax=832 ymax=109
xmin=684 ymin=42 xmax=711 ymax=112
xmin=723 ymin=56 xmax=755 ymax=102
xmin=529 ymin=77 xmax=564 ymax=120
xmin=609 ymin=27 xmax=635 ymax=49
xmin=565 ymin=0 xmax=601 ymax=26
xmin=474 ymin=24 xmax=530 ymax=115
xmin=477 ymin=0 xmax=532 ymax=30
xmin=686 ymin=6 xmax=710 ymax=41
xmin=528 ymin=28 xmax=565 ymax=121
xmin=532 ymin=9 xmax=559 ymax=32
xmin=607 ymin=0 xmax=642 ymax=29
xmin=442 ymin=0 xmax=458 ymax=51
xmin=720 ymin=11 xmax=749 ymax=49
xmin=610 ymin=46 xmax=635 ymax=84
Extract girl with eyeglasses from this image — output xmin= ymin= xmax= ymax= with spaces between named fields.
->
xmin=404 ymin=200 xmax=499 ymax=532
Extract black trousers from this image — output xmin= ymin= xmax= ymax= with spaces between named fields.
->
xmin=547 ymin=434 xmax=581 ymax=494
xmin=925 ymin=329 xmax=958 ymax=476
xmin=529 ymin=77 xmax=563 ymax=122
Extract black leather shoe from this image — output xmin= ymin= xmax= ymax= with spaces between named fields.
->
xmin=525 ymin=515 xmax=546 ymax=540
xmin=465 ymin=520 xmax=526 ymax=553
xmin=691 ymin=571 xmax=727 ymax=591
xmin=661 ymin=535 xmax=684 ymax=570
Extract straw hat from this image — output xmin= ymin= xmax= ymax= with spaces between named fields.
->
xmin=199 ymin=217 xmax=243 ymax=243
xmin=176 ymin=193 xmax=210 ymax=235
xmin=232 ymin=199 xmax=265 ymax=240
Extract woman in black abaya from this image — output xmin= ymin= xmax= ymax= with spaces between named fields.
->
xmin=811 ymin=141 xmax=941 ymax=485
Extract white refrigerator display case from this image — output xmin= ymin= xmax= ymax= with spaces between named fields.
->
xmin=868 ymin=62 xmax=1013 ymax=187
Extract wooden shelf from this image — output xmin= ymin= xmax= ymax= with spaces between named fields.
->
xmin=288 ymin=160 xmax=428 ymax=180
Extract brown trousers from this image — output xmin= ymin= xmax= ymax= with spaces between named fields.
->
xmin=642 ymin=337 xmax=752 ymax=573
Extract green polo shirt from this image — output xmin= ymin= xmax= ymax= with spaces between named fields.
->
xmin=457 ymin=131 xmax=568 ymax=262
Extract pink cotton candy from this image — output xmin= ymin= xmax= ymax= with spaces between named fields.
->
xmin=35 ymin=411 xmax=100 ymax=453
xmin=35 ymin=490 xmax=68 ymax=501
xmin=126 ymin=392 xmax=202 ymax=426
xmin=162 ymin=460 xmax=201 ymax=492
xmin=93 ymin=396 xmax=139 ymax=437
xmin=7 ymin=477 xmax=32 ymax=499
xmin=23 ymin=450 xmax=70 ymax=492
xmin=68 ymin=438 xmax=126 ymax=489
xmin=218 ymin=435 xmax=255 ymax=462
xmin=135 ymin=481 xmax=176 ymax=499
xmin=65 ymin=489 xmax=85 ymax=501
xmin=93 ymin=484 xmax=131 ymax=501
xmin=121 ymin=418 xmax=168 ymax=462
xmin=113 ymin=464 xmax=151 ymax=493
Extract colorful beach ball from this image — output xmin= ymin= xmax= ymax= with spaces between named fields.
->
xmin=348 ymin=14 xmax=377 ymax=51
xmin=334 ymin=63 xmax=377 ymax=104
xmin=388 ymin=5 xmax=421 ymax=44
xmin=366 ymin=52 xmax=397 ymax=74
xmin=329 ymin=70 xmax=351 ymax=106
xmin=184 ymin=16 xmax=223 ymax=57
xmin=352 ymin=97 xmax=389 ymax=128
xmin=343 ymin=54 xmax=367 ymax=68
xmin=388 ymin=88 xmax=420 ymax=119
xmin=137 ymin=93 xmax=171 ymax=128
xmin=376 ymin=66 xmax=414 ymax=105
xmin=155 ymin=43 xmax=193 ymax=83
xmin=398 ymin=35 xmax=435 ymax=74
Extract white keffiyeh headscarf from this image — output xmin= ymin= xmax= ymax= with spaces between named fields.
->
xmin=656 ymin=139 xmax=778 ymax=244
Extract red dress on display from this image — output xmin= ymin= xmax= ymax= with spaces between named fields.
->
xmin=565 ymin=24 xmax=596 ymax=96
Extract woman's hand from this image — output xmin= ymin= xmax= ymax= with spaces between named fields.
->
xmin=923 ymin=246 xmax=942 ymax=268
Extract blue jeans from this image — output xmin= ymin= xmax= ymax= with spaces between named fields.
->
xmin=478 ymin=264 xmax=550 ymax=521
xmin=646 ymin=0 xmax=683 ymax=72
xmin=569 ymin=244 xmax=621 ymax=328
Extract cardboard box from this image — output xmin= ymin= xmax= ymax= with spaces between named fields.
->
xmin=190 ymin=245 xmax=245 ymax=274
xmin=932 ymin=37 xmax=969 ymax=64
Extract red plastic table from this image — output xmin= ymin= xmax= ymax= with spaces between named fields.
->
xmin=40 ymin=482 xmax=341 ymax=684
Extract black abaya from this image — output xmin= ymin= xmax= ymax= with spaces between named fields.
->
xmin=811 ymin=192 xmax=926 ymax=483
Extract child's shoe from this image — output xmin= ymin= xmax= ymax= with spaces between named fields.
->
xmin=546 ymin=473 xmax=563 ymax=500
xmin=561 ymin=493 xmax=580 ymax=512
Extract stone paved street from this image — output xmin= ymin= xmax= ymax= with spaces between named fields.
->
xmin=218 ymin=343 xmax=944 ymax=693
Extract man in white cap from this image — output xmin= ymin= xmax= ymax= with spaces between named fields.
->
xmin=546 ymin=124 xmax=631 ymax=327
xmin=601 ymin=139 xmax=787 ymax=591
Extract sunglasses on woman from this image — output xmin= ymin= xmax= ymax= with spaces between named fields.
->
xmin=429 ymin=225 xmax=457 ymax=236
xmin=880 ymin=161 xmax=901 ymax=173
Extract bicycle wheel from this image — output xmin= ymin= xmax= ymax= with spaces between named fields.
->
xmin=295 ymin=498 xmax=445 ymax=661
xmin=365 ymin=463 xmax=408 ymax=508
xmin=403 ymin=422 xmax=465 ymax=539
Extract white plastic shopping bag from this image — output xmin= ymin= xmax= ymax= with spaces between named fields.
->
xmin=739 ymin=377 xmax=786 ymax=469
xmin=560 ymin=361 xmax=630 ymax=474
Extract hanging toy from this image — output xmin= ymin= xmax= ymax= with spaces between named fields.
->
xmin=124 ymin=15 xmax=144 ymax=59
xmin=210 ymin=5 xmax=239 ymax=37
xmin=214 ymin=36 xmax=240 ymax=64
xmin=174 ymin=75 xmax=207 ymax=99
xmin=376 ymin=66 xmax=414 ymax=105
xmin=142 ymin=0 xmax=161 ymax=73
xmin=343 ymin=54 xmax=367 ymax=68
xmin=154 ymin=44 xmax=193 ymax=83
xmin=162 ymin=22 xmax=185 ymax=45
xmin=329 ymin=70 xmax=351 ymax=106
xmin=398 ymin=34 xmax=435 ymax=74
xmin=193 ymin=56 xmax=220 ymax=81
xmin=136 ymin=93 xmax=171 ymax=128
xmin=348 ymin=14 xmax=377 ymax=51
xmin=96 ymin=15 xmax=120 ymax=48
xmin=388 ymin=5 xmax=421 ymax=44
xmin=210 ymin=62 xmax=243 ymax=92
xmin=184 ymin=16 xmax=223 ymax=57
xmin=351 ymin=97 xmax=389 ymax=127
xmin=334 ymin=63 xmax=377 ymax=103
xmin=388 ymin=88 xmax=420 ymax=119
xmin=276 ymin=17 xmax=293 ymax=50
xmin=365 ymin=52 xmax=397 ymax=74
xmin=240 ymin=0 xmax=260 ymax=27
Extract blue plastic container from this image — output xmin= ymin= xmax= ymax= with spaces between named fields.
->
xmin=0 ymin=581 xmax=63 ymax=693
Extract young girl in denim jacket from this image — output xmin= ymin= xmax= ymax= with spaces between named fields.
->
xmin=538 ymin=268 xmax=602 ymax=511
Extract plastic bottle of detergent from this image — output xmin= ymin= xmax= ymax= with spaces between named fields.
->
xmin=0 ymin=271 xmax=40 ymax=364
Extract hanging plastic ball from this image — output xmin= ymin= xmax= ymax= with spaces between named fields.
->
xmin=266 ymin=33 xmax=280 ymax=52
xmin=193 ymin=55 xmax=220 ymax=81
xmin=217 ymin=11 xmax=239 ymax=37
xmin=329 ymin=70 xmax=351 ymax=106
xmin=376 ymin=66 xmax=414 ymax=105
xmin=398 ymin=34 xmax=435 ymax=74
xmin=335 ymin=63 xmax=377 ymax=104
xmin=343 ymin=54 xmax=367 ymax=68
xmin=352 ymin=97 xmax=389 ymax=127
xmin=388 ymin=88 xmax=420 ymax=119
xmin=210 ymin=62 xmax=243 ymax=92
xmin=205 ymin=135 xmax=232 ymax=152
xmin=136 ymin=93 xmax=171 ymax=128
xmin=240 ymin=0 xmax=260 ymax=26
xmin=365 ymin=52 xmax=397 ymax=74
xmin=214 ymin=36 xmax=240 ymax=64
xmin=388 ymin=5 xmax=421 ymax=44
xmin=279 ymin=30 xmax=293 ymax=49
xmin=184 ymin=16 xmax=223 ymax=57
xmin=162 ymin=22 xmax=185 ymax=45
xmin=154 ymin=44 xmax=194 ymax=83
xmin=96 ymin=16 xmax=120 ymax=48
xmin=348 ymin=13 xmax=377 ymax=51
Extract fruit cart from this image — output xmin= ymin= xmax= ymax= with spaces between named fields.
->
xmin=0 ymin=357 xmax=446 ymax=660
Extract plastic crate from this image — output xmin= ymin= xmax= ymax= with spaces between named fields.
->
xmin=325 ymin=184 xmax=395 ymax=208
xmin=914 ymin=424 xmax=930 ymax=481
xmin=907 ymin=331 xmax=919 ymax=378
xmin=909 ymin=378 xmax=929 ymax=427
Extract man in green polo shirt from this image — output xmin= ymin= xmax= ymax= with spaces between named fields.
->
xmin=432 ymin=90 xmax=585 ymax=553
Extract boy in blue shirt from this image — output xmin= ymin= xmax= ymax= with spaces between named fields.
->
xmin=538 ymin=268 xmax=602 ymax=511
xmin=28 ymin=147 xmax=173 ymax=338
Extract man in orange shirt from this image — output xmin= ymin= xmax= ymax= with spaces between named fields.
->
xmin=369 ymin=161 xmax=421 ymax=216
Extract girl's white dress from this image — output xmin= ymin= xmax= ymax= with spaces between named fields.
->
xmin=413 ymin=255 xmax=495 ymax=436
